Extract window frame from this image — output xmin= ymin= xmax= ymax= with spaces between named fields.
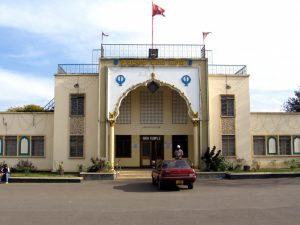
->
xmin=267 ymin=136 xmax=278 ymax=155
xmin=70 ymin=94 xmax=85 ymax=116
xmin=279 ymin=136 xmax=292 ymax=155
xmin=4 ymin=136 xmax=18 ymax=156
xmin=19 ymin=136 xmax=30 ymax=156
xmin=221 ymin=95 xmax=235 ymax=117
xmin=222 ymin=135 xmax=236 ymax=156
xmin=31 ymin=136 xmax=45 ymax=157
xmin=69 ymin=135 xmax=84 ymax=158
xmin=293 ymin=136 xmax=300 ymax=155
xmin=253 ymin=135 xmax=266 ymax=156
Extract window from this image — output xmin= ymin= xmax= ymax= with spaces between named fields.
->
xmin=267 ymin=136 xmax=277 ymax=155
xmin=172 ymin=135 xmax=188 ymax=158
xmin=5 ymin=136 xmax=17 ymax=156
xmin=117 ymin=93 xmax=131 ymax=124
xmin=293 ymin=136 xmax=300 ymax=154
xmin=140 ymin=91 xmax=163 ymax=124
xmin=70 ymin=94 xmax=85 ymax=116
xmin=253 ymin=136 xmax=266 ymax=155
xmin=279 ymin=136 xmax=291 ymax=155
xmin=222 ymin=135 xmax=235 ymax=156
xmin=70 ymin=135 xmax=84 ymax=157
xmin=32 ymin=136 xmax=44 ymax=157
xmin=172 ymin=91 xmax=188 ymax=124
xmin=116 ymin=135 xmax=131 ymax=158
xmin=221 ymin=95 xmax=235 ymax=117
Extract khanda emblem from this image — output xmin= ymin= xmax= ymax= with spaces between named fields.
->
xmin=181 ymin=75 xmax=191 ymax=86
xmin=116 ymin=75 xmax=126 ymax=86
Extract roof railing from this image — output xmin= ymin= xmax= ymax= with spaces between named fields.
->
xmin=97 ymin=44 xmax=206 ymax=59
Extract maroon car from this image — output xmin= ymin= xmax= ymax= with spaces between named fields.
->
xmin=152 ymin=160 xmax=197 ymax=190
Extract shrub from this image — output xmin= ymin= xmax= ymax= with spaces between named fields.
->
xmin=12 ymin=159 xmax=36 ymax=174
xmin=88 ymin=157 xmax=106 ymax=172
xmin=201 ymin=146 xmax=231 ymax=171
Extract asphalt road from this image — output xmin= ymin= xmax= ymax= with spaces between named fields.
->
xmin=1 ymin=178 xmax=300 ymax=225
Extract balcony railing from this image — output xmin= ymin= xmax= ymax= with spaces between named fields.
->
xmin=96 ymin=44 xmax=206 ymax=60
xmin=208 ymin=64 xmax=247 ymax=75
xmin=57 ymin=63 xmax=247 ymax=75
xmin=57 ymin=64 xmax=98 ymax=74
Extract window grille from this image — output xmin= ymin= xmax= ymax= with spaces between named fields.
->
xmin=5 ymin=136 xmax=17 ymax=156
xmin=70 ymin=135 xmax=84 ymax=157
xmin=31 ymin=136 xmax=44 ymax=157
xmin=221 ymin=95 xmax=235 ymax=117
xmin=70 ymin=94 xmax=85 ymax=116
xmin=172 ymin=91 xmax=188 ymax=124
xmin=279 ymin=136 xmax=291 ymax=155
xmin=253 ymin=136 xmax=266 ymax=155
xmin=117 ymin=93 xmax=131 ymax=124
xmin=140 ymin=91 xmax=163 ymax=124
xmin=222 ymin=135 xmax=235 ymax=156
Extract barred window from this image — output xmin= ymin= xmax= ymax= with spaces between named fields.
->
xmin=140 ymin=91 xmax=163 ymax=124
xmin=172 ymin=91 xmax=188 ymax=124
xmin=221 ymin=95 xmax=235 ymax=117
xmin=279 ymin=136 xmax=291 ymax=155
xmin=5 ymin=136 xmax=17 ymax=156
xmin=70 ymin=94 xmax=85 ymax=116
xmin=222 ymin=135 xmax=235 ymax=156
xmin=31 ymin=136 xmax=44 ymax=157
xmin=70 ymin=135 xmax=84 ymax=157
xmin=117 ymin=93 xmax=131 ymax=124
xmin=253 ymin=136 xmax=266 ymax=155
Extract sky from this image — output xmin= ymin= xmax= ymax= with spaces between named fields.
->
xmin=0 ymin=0 xmax=299 ymax=112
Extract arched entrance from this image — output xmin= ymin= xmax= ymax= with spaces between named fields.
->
xmin=108 ymin=77 xmax=200 ymax=168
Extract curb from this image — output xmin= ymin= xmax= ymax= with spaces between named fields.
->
xmin=8 ymin=177 xmax=83 ymax=183
xmin=225 ymin=172 xmax=300 ymax=179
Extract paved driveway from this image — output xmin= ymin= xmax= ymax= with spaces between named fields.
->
xmin=1 ymin=178 xmax=300 ymax=225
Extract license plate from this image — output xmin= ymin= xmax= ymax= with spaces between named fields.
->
xmin=176 ymin=180 xmax=184 ymax=185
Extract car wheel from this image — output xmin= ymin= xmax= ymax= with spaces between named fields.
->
xmin=188 ymin=183 xmax=194 ymax=189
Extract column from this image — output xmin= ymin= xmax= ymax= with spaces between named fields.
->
xmin=193 ymin=119 xmax=199 ymax=169
xmin=108 ymin=119 xmax=115 ymax=169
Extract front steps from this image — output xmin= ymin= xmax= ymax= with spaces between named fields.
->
xmin=116 ymin=169 xmax=152 ymax=180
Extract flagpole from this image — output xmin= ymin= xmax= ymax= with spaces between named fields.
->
xmin=152 ymin=0 xmax=154 ymax=49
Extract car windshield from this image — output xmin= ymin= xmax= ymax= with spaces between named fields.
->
xmin=161 ymin=160 xmax=190 ymax=169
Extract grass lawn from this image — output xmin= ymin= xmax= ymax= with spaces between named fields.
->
xmin=228 ymin=168 xmax=300 ymax=173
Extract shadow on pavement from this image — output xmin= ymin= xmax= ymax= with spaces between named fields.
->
xmin=113 ymin=182 xmax=182 ymax=192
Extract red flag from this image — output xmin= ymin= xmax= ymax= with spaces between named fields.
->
xmin=152 ymin=3 xmax=165 ymax=17
xmin=202 ymin=32 xmax=211 ymax=41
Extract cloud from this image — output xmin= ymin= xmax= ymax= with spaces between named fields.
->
xmin=0 ymin=68 xmax=53 ymax=111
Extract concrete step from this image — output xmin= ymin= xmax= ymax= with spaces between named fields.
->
xmin=116 ymin=170 xmax=152 ymax=180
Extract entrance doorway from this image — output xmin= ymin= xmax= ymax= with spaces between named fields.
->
xmin=140 ymin=135 xmax=164 ymax=167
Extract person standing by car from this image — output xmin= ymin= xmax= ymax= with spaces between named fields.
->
xmin=174 ymin=145 xmax=184 ymax=159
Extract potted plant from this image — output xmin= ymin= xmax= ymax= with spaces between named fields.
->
xmin=57 ymin=161 xmax=64 ymax=176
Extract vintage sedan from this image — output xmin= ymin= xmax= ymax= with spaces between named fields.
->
xmin=152 ymin=160 xmax=197 ymax=190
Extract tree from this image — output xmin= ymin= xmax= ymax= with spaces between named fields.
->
xmin=283 ymin=87 xmax=300 ymax=112
xmin=7 ymin=104 xmax=46 ymax=112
